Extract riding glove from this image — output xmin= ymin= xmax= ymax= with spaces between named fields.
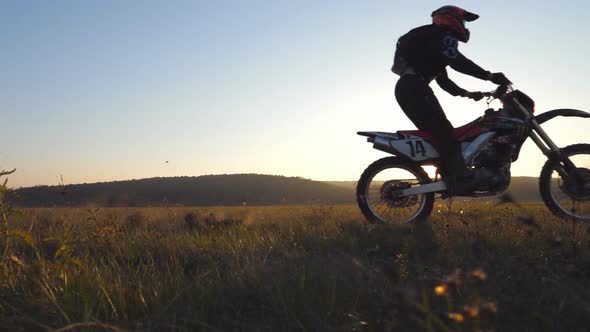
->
xmin=462 ymin=91 xmax=484 ymax=101
xmin=488 ymin=72 xmax=512 ymax=86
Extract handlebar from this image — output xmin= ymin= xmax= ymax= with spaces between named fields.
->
xmin=482 ymin=84 xmax=512 ymax=99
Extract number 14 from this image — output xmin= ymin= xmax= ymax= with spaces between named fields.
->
xmin=406 ymin=140 xmax=426 ymax=158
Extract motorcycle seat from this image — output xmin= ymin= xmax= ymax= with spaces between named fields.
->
xmin=397 ymin=119 xmax=490 ymax=145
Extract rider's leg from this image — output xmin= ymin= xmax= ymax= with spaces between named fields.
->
xmin=395 ymin=75 xmax=471 ymax=194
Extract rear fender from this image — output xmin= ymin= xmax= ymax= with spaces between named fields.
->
xmin=535 ymin=109 xmax=590 ymax=125
xmin=357 ymin=131 xmax=439 ymax=161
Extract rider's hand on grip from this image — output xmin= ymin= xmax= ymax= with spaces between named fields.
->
xmin=489 ymin=72 xmax=512 ymax=86
xmin=465 ymin=91 xmax=484 ymax=101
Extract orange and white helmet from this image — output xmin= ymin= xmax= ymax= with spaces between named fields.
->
xmin=432 ymin=5 xmax=479 ymax=43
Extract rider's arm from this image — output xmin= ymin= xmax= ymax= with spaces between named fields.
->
xmin=448 ymin=52 xmax=491 ymax=80
xmin=437 ymin=69 xmax=485 ymax=101
xmin=440 ymin=36 xmax=490 ymax=80
xmin=436 ymin=70 xmax=467 ymax=96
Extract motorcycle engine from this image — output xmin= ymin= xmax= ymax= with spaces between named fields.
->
xmin=471 ymin=138 xmax=515 ymax=193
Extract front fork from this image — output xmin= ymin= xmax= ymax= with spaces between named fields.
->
xmin=515 ymin=100 xmax=578 ymax=179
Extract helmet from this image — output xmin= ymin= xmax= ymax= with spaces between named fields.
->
xmin=432 ymin=5 xmax=479 ymax=43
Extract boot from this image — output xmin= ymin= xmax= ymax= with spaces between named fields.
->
xmin=442 ymin=151 xmax=478 ymax=196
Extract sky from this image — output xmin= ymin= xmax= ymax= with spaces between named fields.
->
xmin=2 ymin=0 xmax=590 ymax=188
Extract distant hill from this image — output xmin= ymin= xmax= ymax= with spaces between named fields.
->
xmin=13 ymin=174 xmax=354 ymax=207
xmin=501 ymin=177 xmax=542 ymax=202
xmin=13 ymin=174 xmax=542 ymax=208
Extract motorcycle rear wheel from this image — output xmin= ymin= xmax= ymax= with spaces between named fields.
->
xmin=356 ymin=157 xmax=434 ymax=224
xmin=540 ymin=144 xmax=590 ymax=222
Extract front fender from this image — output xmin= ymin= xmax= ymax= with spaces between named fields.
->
xmin=535 ymin=109 xmax=590 ymax=125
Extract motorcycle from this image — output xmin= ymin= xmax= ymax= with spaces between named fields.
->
xmin=356 ymin=85 xmax=590 ymax=223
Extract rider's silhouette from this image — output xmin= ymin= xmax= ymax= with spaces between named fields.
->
xmin=392 ymin=5 xmax=511 ymax=194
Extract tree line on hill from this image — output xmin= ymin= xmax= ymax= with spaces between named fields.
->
xmin=13 ymin=174 xmax=354 ymax=207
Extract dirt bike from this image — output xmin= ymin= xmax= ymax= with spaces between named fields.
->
xmin=356 ymin=85 xmax=590 ymax=223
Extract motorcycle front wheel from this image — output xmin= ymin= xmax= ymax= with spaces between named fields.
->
xmin=540 ymin=144 xmax=590 ymax=222
xmin=356 ymin=157 xmax=434 ymax=224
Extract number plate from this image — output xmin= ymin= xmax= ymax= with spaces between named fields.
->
xmin=390 ymin=138 xmax=439 ymax=161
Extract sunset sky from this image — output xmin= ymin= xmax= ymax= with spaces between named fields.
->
xmin=3 ymin=1 xmax=590 ymax=188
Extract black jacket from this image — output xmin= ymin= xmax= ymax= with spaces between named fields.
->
xmin=392 ymin=24 xmax=490 ymax=96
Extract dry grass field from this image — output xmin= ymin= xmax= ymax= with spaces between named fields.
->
xmin=1 ymin=198 xmax=590 ymax=332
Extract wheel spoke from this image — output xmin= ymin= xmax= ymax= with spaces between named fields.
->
xmin=359 ymin=162 xmax=433 ymax=223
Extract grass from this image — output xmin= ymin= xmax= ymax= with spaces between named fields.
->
xmin=2 ymin=190 xmax=590 ymax=330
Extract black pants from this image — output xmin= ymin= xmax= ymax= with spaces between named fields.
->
xmin=394 ymin=75 xmax=466 ymax=175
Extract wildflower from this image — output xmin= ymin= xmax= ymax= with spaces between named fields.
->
xmin=434 ymin=284 xmax=448 ymax=296
xmin=481 ymin=301 xmax=498 ymax=313
xmin=352 ymin=258 xmax=364 ymax=268
xmin=462 ymin=305 xmax=479 ymax=318
xmin=448 ymin=312 xmax=465 ymax=323
xmin=443 ymin=268 xmax=462 ymax=286
xmin=471 ymin=268 xmax=487 ymax=281
xmin=10 ymin=255 xmax=25 ymax=267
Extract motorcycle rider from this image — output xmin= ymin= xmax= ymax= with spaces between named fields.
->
xmin=392 ymin=5 xmax=512 ymax=194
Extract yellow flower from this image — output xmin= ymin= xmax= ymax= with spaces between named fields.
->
xmin=481 ymin=301 xmax=498 ymax=313
xmin=434 ymin=284 xmax=448 ymax=296
xmin=10 ymin=255 xmax=25 ymax=267
xmin=448 ymin=312 xmax=465 ymax=323
xmin=462 ymin=305 xmax=479 ymax=318
xmin=471 ymin=268 xmax=487 ymax=281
